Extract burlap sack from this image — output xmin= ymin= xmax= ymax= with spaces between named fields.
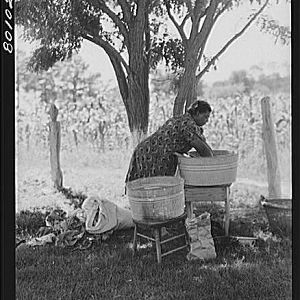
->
xmin=186 ymin=212 xmax=216 ymax=260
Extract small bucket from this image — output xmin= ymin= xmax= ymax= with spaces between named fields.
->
xmin=260 ymin=196 xmax=292 ymax=238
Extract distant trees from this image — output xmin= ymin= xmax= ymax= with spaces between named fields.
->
xmin=257 ymin=73 xmax=291 ymax=94
xmin=209 ymin=67 xmax=290 ymax=98
xmin=16 ymin=51 xmax=129 ymax=151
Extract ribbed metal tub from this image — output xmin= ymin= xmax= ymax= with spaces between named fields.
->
xmin=126 ymin=176 xmax=185 ymax=221
xmin=177 ymin=150 xmax=238 ymax=186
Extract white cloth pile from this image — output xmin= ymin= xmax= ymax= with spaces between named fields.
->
xmin=82 ymin=195 xmax=134 ymax=234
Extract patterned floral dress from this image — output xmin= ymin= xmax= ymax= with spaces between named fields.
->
xmin=125 ymin=112 xmax=205 ymax=183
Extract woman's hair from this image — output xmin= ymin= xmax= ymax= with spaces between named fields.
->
xmin=187 ymin=100 xmax=212 ymax=116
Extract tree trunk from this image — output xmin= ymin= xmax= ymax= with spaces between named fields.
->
xmin=173 ymin=50 xmax=198 ymax=116
xmin=125 ymin=6 xmax=150 ymax=146
xmin=127 ymin=68 xmax=149 ymax=144
xmin=173 ymin=69 xmax=197 ymax=116
xmin=109 ymin=54 xmax=149 ymax=147
xmin=108 ymin=63 xmax=149 ymax=148
xmin=103 ymin=1 xmax=150 ymax=147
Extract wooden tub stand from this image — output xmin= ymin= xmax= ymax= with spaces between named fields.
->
xmin=184 ymin=184 xmax=231 ymax=236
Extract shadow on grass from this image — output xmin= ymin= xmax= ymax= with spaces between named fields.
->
xmin=16 ymin=224 xmax=292 ymax=300
xmin=16 ymin=197 xmax=292 ymax=300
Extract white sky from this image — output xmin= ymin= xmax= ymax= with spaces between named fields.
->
xmin=17 ymin=1 xmax=291 ymax=85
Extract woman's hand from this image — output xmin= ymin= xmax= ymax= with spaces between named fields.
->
xmin=190 ymin=137 xmax=214 ymax=157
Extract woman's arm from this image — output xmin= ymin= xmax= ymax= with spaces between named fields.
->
xmin=190 ymin=136 xmax=214 ymax=157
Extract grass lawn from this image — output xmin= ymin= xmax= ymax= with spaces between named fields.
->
xmin=16 ymin=228 xmax=292 ymax=300
xmin=15 ymin=149 xmax=292 ymax=300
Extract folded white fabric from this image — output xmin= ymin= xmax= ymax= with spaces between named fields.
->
xmin=82 ymin=195 xmax=134 ymax=234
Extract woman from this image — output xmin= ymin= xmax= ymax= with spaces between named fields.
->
xmin=125 ymin=100 xmax=213 ymax=183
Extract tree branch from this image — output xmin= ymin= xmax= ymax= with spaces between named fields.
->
xmin=83 ymin=32 xmax=130 ymax=76
xmin=184 ymin=0 xmax=193 ymax=14
xmin=196 ymin=0 xmax=269 ymax=80
xmin=164 ymin=0 xmax=188 ymax=45
xmin=197 ymin=32 xmax=209 ymax=65
xmin=108 ymin=54 xmax=130 ymax=111
xmin=194 ymin=0 xmax=218 ymax=48
xmin=117 ymin=0 xmax=131 ymax=23
xmin=214 ymin=0 xmax=232 ymax=22
xmin=197 ymin=1 xmax=228 ymax=65
xmin=84 ymin=32 xmax=130 ymax=104
xmin=181 ymin=13 xmax=191 ymax=29
xmin=86 ymin=0 xmax=129 ymax=45
xmin=189 ymin=0 xmax=208 ymax=41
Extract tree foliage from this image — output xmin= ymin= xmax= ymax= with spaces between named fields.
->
xmin=149 ymin=0 xmax=291 ymax=115
xmin=16 ymin=0 xmax=162 ymax=141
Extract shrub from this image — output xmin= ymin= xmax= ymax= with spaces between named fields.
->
xmin=16 ymin=209 xmax=50 ymax=237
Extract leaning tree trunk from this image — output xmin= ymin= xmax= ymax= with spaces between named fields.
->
xmin=90 ymin=0 xmax=151 ymax=148
xmin=101 ymin=0 xmax=150 ymax=148
xmin=109 ymin=52 xmax=150 ymax=148
xmin=173 ymin=50 xmax=198 ymax=116
xmin=171 ymin=0 xmax=218 ymax=117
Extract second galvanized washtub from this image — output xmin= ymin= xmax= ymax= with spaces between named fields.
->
xmin=126 ymin=176 xmax=185 ymax=221
xmin=176 ymin=150 xmax=238 ymax=186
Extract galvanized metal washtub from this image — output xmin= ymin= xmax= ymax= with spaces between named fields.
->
xmin=126 ymin=176 xmax=185 ymax=221
xmin=176 ymin=150 xmax=238 ymax=186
